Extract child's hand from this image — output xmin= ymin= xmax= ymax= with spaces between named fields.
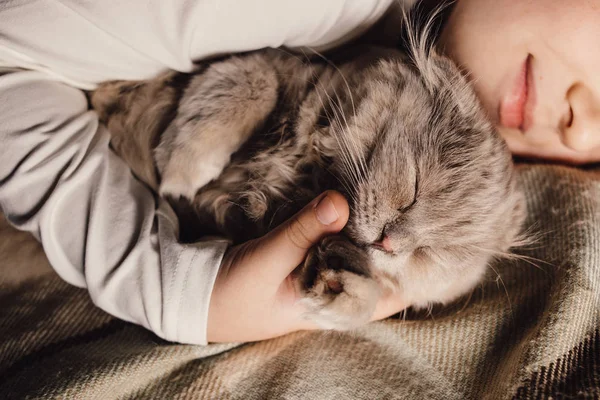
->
xmin=206 ymin=191 xmax=407 ymax=343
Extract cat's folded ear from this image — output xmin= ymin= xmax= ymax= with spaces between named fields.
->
xmin=400 ymin=7 xmax=489 ymax=125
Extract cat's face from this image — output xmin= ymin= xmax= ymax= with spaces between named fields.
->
xmin=325 ymin=51 xmax=525 ymax=308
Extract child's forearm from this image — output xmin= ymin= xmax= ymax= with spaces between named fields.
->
xmin=0 ymin=69 xmax=228 ymax=345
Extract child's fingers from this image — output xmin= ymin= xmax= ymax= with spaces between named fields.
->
xmin=252 ymin=191 xmax=349 ymax=285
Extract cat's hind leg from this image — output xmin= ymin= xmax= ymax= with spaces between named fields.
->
xmin=156 ymin=54 xmax=279 ymax=200
xmin=90 ymin=72 xmax=181 ymax=191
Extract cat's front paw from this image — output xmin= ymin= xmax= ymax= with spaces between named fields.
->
xmin=159 ymin=157 xmax=225 ymax=200
xmin=155 ymin=131 xmax=230 ymax=200
xmin=298 ymin=236 xmax=380 ymax=330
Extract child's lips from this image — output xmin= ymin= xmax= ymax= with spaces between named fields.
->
xmin=499 ymin=54 xmax=535 ymax=131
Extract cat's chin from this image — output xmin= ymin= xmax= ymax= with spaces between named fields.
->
xmin=368 ymin=250 xmax=411 ymax=279
xmin=366 ymin=247 xmax=491 ymax=309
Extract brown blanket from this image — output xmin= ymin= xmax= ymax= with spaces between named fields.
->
xmin=0 ymin=163 xmax=599 ymax=399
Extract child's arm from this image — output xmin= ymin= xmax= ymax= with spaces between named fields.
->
xmin=0 ymin=71 xmax=362 ymax=343
xmin=0 ymin=68 xmax=230 ymax=344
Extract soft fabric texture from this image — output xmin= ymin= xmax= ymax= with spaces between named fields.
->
xmin=0 ymin=0 xmax=393 ymax=89
xmin=0 ymin=0 xmax=393 ymax=345
xmin=1 ymin=163 xmax=598 ymax=399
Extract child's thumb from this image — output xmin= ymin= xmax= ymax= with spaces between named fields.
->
xmin=257 ymin=191 xmax=349 ymax=282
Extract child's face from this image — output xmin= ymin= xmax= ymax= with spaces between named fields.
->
xmin=439 ymin=0 xmax=600 ymax=164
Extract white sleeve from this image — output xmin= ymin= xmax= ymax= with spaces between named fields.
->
xmin=0 ymin=69 xmax=229 ymax=344
xmin=0 ymin=0 xmax=393 ymax=89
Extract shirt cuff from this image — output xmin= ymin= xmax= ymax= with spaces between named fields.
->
xmin=156 ymin=202 xmax=229 ymax=345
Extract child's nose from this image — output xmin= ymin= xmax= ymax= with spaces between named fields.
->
xmin=563 ymin=83 xmax=600 ymax=152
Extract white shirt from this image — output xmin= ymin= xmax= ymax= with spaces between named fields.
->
xmin=0 ymin=0 xmax=393 ymax=344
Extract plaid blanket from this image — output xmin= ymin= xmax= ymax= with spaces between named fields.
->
xmin=0 ymin=163 xmax=599 ymax=399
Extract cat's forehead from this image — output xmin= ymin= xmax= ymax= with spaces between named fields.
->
xmin=339 ymin=49 xmax=505 ymax=190
xmin=365 ymin=103 xmax=507 ymax=199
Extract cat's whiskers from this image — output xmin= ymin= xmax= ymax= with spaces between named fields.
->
xmin=325 ymin=90 xmax=365 ymax=191
xmin=487 ymin=263 xmax=513 ymax=318
xmin=327 ymin=109 xmax=363 ymax=198
xmin=302 ymin=48 xmax=368 ymax=188
xmin=497 ymin=251 xmax=553 ymax=274
xmin=318 ymin=56 xmax=369 ymax=185
xmin=308 ymin=72 xmax=361 ymax=204
xmin=425 ymin=302 xmax=434 ymax=321
xmin=303 ymin=47 xmax=357 ymax=124
xmin=318 ymin=82 xmax=368 ymax=193
xmin=503 ymin=253 xmax=552 ymax=273
xmin=264 ymin=47 xmax=362 ymax=204
xmin=288 ymin=48 xmax=361 ymax=195
xmin=329 ymin=89 xmax=369 ymax=186
xmin=298 ymin=48 xmax=368 ymax=193
xmin=319 ymin=110 xmax=358 ymax=201
xmin=466 ymin=243 xmax=553 ymax=273
xmin=457 ymin=288 xmax=476 ymax=314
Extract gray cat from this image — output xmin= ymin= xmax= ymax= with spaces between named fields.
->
xmin=90 ymin=25 xmax=526 ymax=330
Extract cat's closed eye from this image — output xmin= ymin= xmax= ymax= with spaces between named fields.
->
xmin=397 ymin=176 xmax=418 ymax=213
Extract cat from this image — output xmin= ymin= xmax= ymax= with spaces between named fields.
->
xmin=90 ymin=23 xmax=526 ymax=331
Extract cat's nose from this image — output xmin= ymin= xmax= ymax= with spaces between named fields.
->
xmin=371 ymin=235 xmax=393 ymax=253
